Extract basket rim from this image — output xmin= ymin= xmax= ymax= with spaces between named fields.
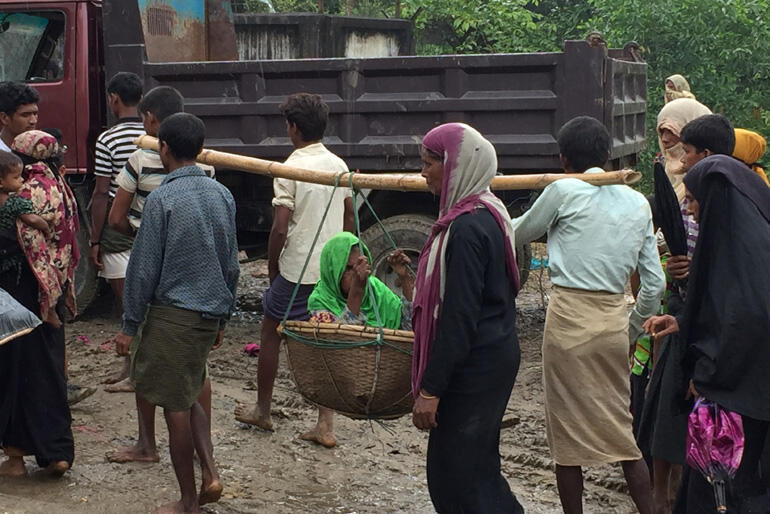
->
xmin=281 ymin=320 xmax=414 ymax=339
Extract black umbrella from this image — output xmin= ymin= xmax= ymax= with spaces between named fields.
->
xmin=653 ymin=161 xmax=688 ymax=258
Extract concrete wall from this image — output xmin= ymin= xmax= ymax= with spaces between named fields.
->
xmin=233 ymin=13 xmax=413 ymax=60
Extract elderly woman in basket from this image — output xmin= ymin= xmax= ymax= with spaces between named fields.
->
xmin=301 ymin=231 xmax=413 ymax=448
xmin=411 ymin=122 xmax=524 ymax=513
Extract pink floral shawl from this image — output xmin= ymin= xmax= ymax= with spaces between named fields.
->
xmin=12 ymin=131 xmax=80 ymax=316
xmin=411 ymin=123 xmax=519 ymax=397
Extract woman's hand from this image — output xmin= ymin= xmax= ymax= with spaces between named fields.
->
xmin=350 ymin=255 xmax=371 ymax=291
xmin=643 ymin=314 xmax=679 ymax=339
xmin=387 ymin=249 xmax=412 ymax=278
xmin=666 ymin=255 xmax=691 ymax=280
xmin=686 ymin=379 xmax=700 ymax=400
xmin=388 ymin=249 xmax=414 ymax=301
xmin=412 ymin=390 xmax=439 ymax=430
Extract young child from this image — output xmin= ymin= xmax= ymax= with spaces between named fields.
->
xmin=0 ymin=151 xmax=57 ymax=325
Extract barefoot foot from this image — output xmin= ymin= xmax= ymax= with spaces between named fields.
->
xmin=199 ymin=479 xmax=223 ymax=505
xmin=104 ymin=377 xmax=135 ymax=393
xmin=234 ymin=404 xmax=273 ymax=431
xmin=106 ymin=445 xmax=160 ymax=463
xmin=0 ymin=457 xmax=26 ymax=477
xmin=155 ymin=500 xmax=201 ymax=514
xmin=102 ymin=369 xmax=129 ymax=385
xmin=45 ymin=460 xmax=69 ymax=477
xmin=299 ymin=427 xmax=337 ymax=448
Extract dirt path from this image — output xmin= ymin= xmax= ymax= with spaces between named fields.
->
xmin=0 ymin=257 xmax=639 ymax=513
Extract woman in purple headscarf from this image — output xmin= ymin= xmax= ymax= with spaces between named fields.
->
xmin=411 ymin=123 xmax=523 ymax=513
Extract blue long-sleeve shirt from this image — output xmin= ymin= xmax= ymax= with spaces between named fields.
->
xmin=511 ymin=167 xmax=665 ymax=343
xmin=122 ymin=165 xmax=240 ymax=336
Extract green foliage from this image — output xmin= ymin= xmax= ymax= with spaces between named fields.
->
xmin=400 ymin=0 xmax=559 ymax=54
xmin=585 ymin=0 xmax=770 ymax=190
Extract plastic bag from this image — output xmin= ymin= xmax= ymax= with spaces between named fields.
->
xmin=0 ymin=287 xmax=42 ymax=345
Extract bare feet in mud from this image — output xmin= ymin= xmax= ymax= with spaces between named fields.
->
xmin=106 ymin=444 xmax=160 ymax=463
xmin=45 ymin=460 xmax=69 ymax=477
xmin=0 ymin=457 xmax=26 ymax=477
xmin=299 ymin=427 xmax=337 ymax=448
xmin=234 ymin=404 xmax=273 ymax=431
xmin=155 ymin=500 xmax=201 ymax=513
xmin=199 ymin=479 xmax=223 ymax=505
xmin=104 ymin=377 xmax=135 ymax=393
xmin=102 ymin=368 xmax=129 ymax=385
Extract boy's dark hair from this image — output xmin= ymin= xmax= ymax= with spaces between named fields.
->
xmin=279 ymin=93 xmax=328 ymax=142
xmin=158 ymin=113 xmax=205 ymax=161
xmin=107 ymin=72 xmax=143 ymax=107
xmin=557 ymin=116 xmax=610 ymax=172
xmin=137 ymin=86 xmax=183 ymax=123
xmin=679 ymin=114 xmax=735 ymax=155
xmin=0 ymin=150 xmax=23 ymax=177
xmin=0 ymin=82 xmax=40 ymax=116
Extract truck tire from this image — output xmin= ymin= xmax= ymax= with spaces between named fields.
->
xmin=362 ymin=214 xmax=531 ymax=292
xmin=70 ymin=184 xmax=99 ymax=317
xmin=516 ymin=242 xmax=531 ymax=288
xmin=360 ymin=214 xmax=434 ymax=294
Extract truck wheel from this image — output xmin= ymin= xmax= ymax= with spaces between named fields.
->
xmin=362 ymin=214 xmax=532 ymax=292
xmin=70 ymin=184 xmax=99 ymax=317
xmin=516 ymin=242 xmax=531 ymax=288
xmin=360 ymin=214 xmax=434 ymax=294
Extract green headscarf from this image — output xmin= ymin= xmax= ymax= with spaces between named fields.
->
xmin=307 ymin=232 xmax=403 ymax=329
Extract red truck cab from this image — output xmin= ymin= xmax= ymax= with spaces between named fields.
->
xmin=1 ymin=0 xmax=106 ymax=311
xmin=0 ymin=0 xmax=105 ymax=175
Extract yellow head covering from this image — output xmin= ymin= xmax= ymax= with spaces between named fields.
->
xmin=657 ymin=98 xmax=712 ymax=195
xmin=733 ymin=128 xmax=770 ymax=186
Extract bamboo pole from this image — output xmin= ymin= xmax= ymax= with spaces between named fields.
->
xmin=135 ymin=135 xmax=642 ymax=191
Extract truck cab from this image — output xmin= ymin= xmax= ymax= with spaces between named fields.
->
xmin=1 ymin=1 xmax=105 ymax=310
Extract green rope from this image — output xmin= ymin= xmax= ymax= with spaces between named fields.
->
xmin=280 ymin=172 xmax=346 ymax=327
xmin=354 ymin=189 xmax=416 ymax=277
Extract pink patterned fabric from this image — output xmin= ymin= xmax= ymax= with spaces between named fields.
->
xmin=411 ymin=123 xmax=519 ymax=397
xmin=12 ymin=131 xmax=80 ymax=316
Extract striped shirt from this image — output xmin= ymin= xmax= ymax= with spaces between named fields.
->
xmin=115 ymin=148 xmax=215 ymax=231
xmin=94 ymin=118 xmax=145 ymax=197
xmin=680 ymin=198 xmax=699 ymax=257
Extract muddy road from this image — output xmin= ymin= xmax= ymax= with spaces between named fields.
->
xmin=0 ymin=253 xmax=639 ymax=513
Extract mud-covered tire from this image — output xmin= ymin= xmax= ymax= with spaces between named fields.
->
xmin=70 ymin=183 xmax=99 ymax=317
xmin=516 ymin=242 xmax=531 ymax=288
xmin=362 ymin=214 xmax=532 ymax=291
xmin=360 ymin=214 xmax=434 ymax=294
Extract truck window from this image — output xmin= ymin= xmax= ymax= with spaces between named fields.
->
xmin=0 ymin=11 xmax=66 ymax=82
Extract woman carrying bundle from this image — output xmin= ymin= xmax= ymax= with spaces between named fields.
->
xmin=302 ymin=232 xmax=413 ymax=447
xmin=411 ymin=122 xmax=524 ymax=513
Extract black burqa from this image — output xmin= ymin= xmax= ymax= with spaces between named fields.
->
xmin=0 ymin=225 xmax=74 ymax=468
xmin=680 ymin=154 xmax=770 ymax=419
xmin=673 ymin=154 xmax=770 ymax=513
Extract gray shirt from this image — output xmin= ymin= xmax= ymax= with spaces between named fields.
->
xmin=122 ymin=165 xmax=239 ymax=336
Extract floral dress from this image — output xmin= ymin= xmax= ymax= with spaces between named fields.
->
xmin=16 ymin=162 xmax=80 ymax=316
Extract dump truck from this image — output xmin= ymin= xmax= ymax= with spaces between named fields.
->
xmin=0 ymin=0 xmax=647 ymax=312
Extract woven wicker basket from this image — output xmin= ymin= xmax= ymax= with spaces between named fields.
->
xmin=280 ymin=320 xmax=414 ymax=420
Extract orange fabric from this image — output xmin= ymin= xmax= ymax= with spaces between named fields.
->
xmin=733 ymin=128 xmax=770 ymax=186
